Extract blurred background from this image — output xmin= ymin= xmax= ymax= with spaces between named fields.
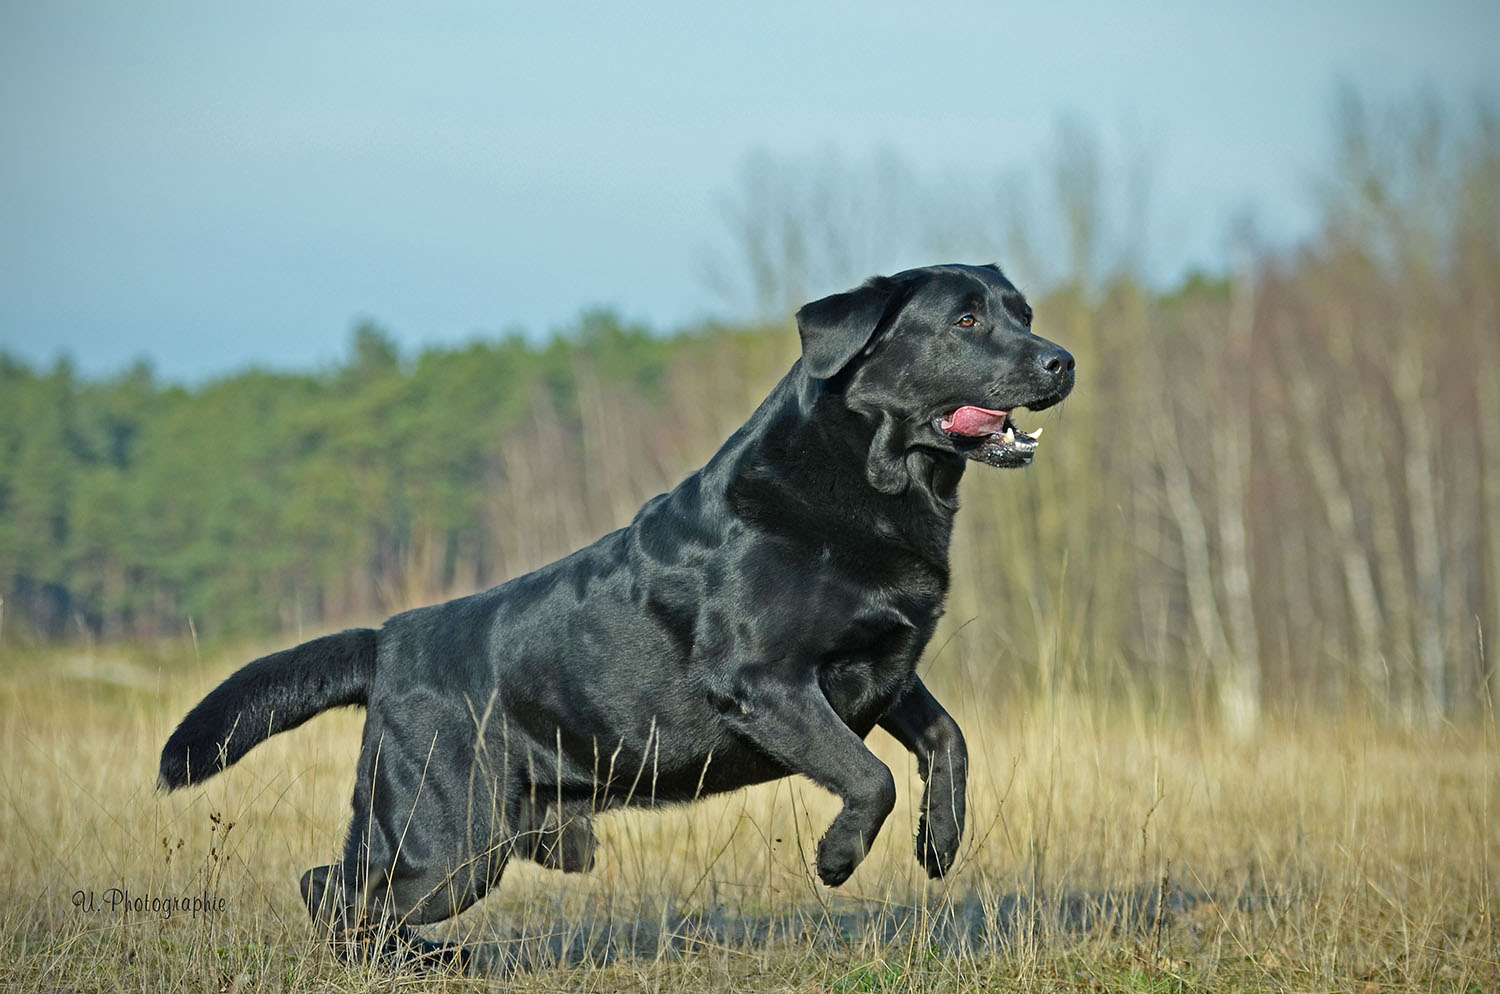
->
xmin=2 ymin=2 xmax=1498 ymax=731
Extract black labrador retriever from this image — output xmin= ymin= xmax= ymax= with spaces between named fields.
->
xmin=158 ymin=263 xmax=1074 ymax=968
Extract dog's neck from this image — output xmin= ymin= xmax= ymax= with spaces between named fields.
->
xmin=709 ymin=364 xmax=964 ymax=539
xmin=802 ymin=364 xmax=967 ymax=508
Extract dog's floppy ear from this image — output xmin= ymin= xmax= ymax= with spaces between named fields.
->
xmin=795 ymin=276 xmax=903 ymax=380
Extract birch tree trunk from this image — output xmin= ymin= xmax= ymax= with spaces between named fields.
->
xmin=1395 ymin=338 xmax=1448 ymax=722
xmin=1213 ymin=262 xmax=1261 ymax=735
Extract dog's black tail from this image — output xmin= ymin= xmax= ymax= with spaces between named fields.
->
xmin=158 ymin=627 xmax=378 ymax=791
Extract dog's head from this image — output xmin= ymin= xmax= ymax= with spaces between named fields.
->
xmin=796 ymin=264 xmax=1074 ymax=487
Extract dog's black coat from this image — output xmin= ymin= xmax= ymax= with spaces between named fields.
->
xmin=159 ymin=263 xmax=1074 ymax=967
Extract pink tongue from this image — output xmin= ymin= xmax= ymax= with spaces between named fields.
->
xmin=942 ymin=405 xmax=1009 ymax=437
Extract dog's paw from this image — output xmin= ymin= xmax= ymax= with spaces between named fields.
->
xmin=301 ymin=864 xmax=352 ymax=931
xmin=916 ymin=768 xmax=965 ymax=878
xmin=541 ymin=812 xmax=596 ymax=873
xmin=525 ymin=804 xmax=597 ymax=873
xmin=815 ymin=830 xmax=865 ymax=887
xmin=915 ymin=812 xmax=959 ymax=878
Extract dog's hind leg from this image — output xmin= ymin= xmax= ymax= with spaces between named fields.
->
xmin=302 ymin=709 xmax=516 ymax=972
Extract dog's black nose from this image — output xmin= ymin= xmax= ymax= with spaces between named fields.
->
xmin=1036 ymin=346 xmax=1075 ymax=378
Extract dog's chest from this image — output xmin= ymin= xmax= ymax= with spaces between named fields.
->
xmin=816 ymin=611 xmax=930 ymax=730
xmin=792 ymin=556 xmax=944 ymax=726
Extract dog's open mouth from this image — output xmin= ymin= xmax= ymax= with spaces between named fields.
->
xmin=935 ymin=405 xmax=1044 ymax=468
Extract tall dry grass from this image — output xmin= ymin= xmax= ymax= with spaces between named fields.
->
xmin=1 ymin=641 xmax=1493 ymax=992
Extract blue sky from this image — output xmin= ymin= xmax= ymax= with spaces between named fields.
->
xmin=2 ymin=1 xmax=1496 ymax=380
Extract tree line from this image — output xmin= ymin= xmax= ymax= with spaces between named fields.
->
xmin=2 ymin=93 xmax=1496 ymax=728
xmin=0 ymin=312 xmax=695 ymax=640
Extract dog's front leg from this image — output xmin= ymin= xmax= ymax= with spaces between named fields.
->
xmin=710 ymin=667 xmax=896 ymax=887
xmin=878 ymin=677 xmax=968 ymax=878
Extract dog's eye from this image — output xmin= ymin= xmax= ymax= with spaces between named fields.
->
xmin=955 ymin=314 xmax=977 ymax=328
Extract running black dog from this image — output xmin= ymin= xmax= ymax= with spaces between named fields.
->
xmin=159 ymin=263 xmax=1074 ymax=968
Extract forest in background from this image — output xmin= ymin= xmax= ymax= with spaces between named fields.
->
xmin=2 ymin=93 xmax=1497 ymax=730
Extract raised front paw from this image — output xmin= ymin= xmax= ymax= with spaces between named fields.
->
xmin=815 ymin=828 xmax=866 ymax=887
xmin=916 ymin=772 xmax=964 ymax=878
xmin=915 ymin=810 xmax=960 ymax=878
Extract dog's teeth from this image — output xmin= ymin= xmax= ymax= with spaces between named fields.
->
xmin=1003 ymin=427 xmax=1015 ymax=444
xmin=1030 ymin=427 xmax=1042 ymax=439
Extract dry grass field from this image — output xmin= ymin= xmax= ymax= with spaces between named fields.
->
xmin=1 ymin=640 xmax=1494 ymax=993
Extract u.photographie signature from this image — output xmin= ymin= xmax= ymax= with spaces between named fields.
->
xmin=72 ymin=887 xmax=226 ymax=920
